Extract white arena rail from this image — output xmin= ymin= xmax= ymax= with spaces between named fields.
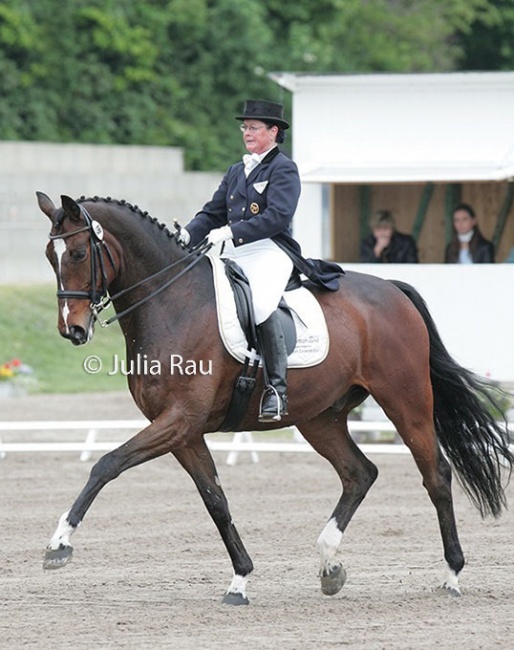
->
xmin=0 ymin=420 xmax=511 ymax=465
xmin=0 ymin=419 xmax=406 ymax=464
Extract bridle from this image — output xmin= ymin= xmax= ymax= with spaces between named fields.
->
xmin=49 ymin=205 xmax=115 ymax=307
xmin=49 ymin=205 xmax=211 ymax=327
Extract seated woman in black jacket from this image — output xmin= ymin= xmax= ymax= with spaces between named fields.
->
xmin=445 ymin=203 xmax=494 ymax=264
xmin=360 ymin=210 xmax=419 ymax=263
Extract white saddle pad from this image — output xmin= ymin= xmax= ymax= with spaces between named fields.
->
xmin=207 ymin=252 xmax=329 ymax=368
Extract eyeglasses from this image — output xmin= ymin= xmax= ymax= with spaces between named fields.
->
xmin=239 ymin=124 xmax=270 ymax=133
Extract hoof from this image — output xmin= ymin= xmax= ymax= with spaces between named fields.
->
xmin=222 ymin=592 xmax=250 ymax=606
xmin=43 ymin=545 xmax=73 ymax=570
xmin=320 ymin=563 xmax=347 ymax=596
xmin=440 ymin=583 xmax=461 ymax=598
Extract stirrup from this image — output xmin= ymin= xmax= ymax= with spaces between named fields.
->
xmin=258 ymin=386 xmax=288 ymax=422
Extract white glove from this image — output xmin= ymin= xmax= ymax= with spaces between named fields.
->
xmin=207 ymin=225 xmax=233 ymax=246
xmin=177 ymin=228 xmax=191 ymax=245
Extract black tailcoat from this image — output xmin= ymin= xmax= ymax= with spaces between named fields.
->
xmin=186 ymin=148 xmax=343 ymax=290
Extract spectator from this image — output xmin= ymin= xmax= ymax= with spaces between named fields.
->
xmin=445 ymin=203 xmax=494 ymax=264
xmin=360 ymin=210 xmax=419 ymax=263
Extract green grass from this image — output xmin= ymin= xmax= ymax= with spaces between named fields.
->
xmin=0 ymin=284 xmax=127 ymax=393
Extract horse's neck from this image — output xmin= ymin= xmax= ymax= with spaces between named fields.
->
xmin=113 ymin=241 xmax=213 ymax=350
xmin=104 ymin=210 xmax=188 ymax=295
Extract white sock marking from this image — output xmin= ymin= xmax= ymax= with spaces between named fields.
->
xmin=442 ymin=562 xmax=461 ymax=594
xmin=227 ymin=573 xmax=248 ymax=598
xmin=48 ymin=511 xmax=77 ymax=550
xmin=317 ymin=517 xmax=342 ymax=568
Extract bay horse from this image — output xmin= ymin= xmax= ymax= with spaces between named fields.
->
xmin=37 ymin=192 xmax=513 ymax=605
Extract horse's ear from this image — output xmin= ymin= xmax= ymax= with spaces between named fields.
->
xmin=36 ymin=191 xmax=56 ymax=221
xmin=61 ymin=195 xmax=82 ymax=223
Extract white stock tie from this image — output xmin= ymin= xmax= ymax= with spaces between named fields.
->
xmin=243 ymin=153 xmax=261 ymax=177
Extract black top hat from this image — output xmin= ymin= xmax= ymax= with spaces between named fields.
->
xmin=235 ymin=100 xmax=289 ymax=130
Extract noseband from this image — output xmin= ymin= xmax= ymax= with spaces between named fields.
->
xmin=49 ymin=205 xmax=211 ymax=327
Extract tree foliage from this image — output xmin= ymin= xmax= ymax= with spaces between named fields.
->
xmin=456 ymin=0 xmax=514 ymax=71
xmin=0 ymin=0 xmax=511 ymax=170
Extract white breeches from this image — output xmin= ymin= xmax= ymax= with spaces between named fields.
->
xmin=222 ymin=239 xmax=293 ymax=324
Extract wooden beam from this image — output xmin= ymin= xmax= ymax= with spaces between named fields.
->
xmin=411 ymin=182 xmax=434 ymax=241
xmin=492 ymin=182 xmax=514 ymax=250
xmin=444 ymin=184 xmax=461 ymax=245
xmin=359 ymin=185 xmax=372 ymax=242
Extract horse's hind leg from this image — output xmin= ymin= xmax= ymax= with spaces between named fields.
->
xmin=420 ymin=450 xmax=464 ymax=595
xmin=373 ymin=381 xmax=465 ymax=596
xmin=406 ymin=440 xmax=464 ymax=595
xmin=297 ymin=410 xmax=379 ymax=596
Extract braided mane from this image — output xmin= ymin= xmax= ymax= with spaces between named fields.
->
xmin=77 ymin=195 xmax=176 ymax=240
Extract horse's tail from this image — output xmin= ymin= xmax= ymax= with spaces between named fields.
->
xmin=391 ymin=279 xmax=513 ymax=518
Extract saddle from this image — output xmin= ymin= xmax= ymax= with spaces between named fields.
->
xmin=219 ymin=259 xmax=300 ymax=431
xmin=206 ymin=253 xmax=329 ymax=430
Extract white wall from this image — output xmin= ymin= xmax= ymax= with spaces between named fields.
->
xmin=292 ymin=183 xmax=324 ymax=258
xmin=283 ymin=71 xmax=514 ymax=183
xmin=0 ymin=142 xmax=222 ymax=283
xmin=342 ymin=263 xmax=514 ymax=383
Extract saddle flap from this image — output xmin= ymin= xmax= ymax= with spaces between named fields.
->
xmin=223 ymin=259 xmax=258 ymax=350
xmin=224 ymin=259 xmax=296 ymax=355
xmin=208 ymin=252 xmax=329 ymax=368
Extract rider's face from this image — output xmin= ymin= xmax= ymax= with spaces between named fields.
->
xmin=241 ymin=120 xmax=278 ymax=155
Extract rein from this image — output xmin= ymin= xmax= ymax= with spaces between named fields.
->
xmin=96 ymin=240 xmax=211 ymax=326
xmin=49 ymin=205 xmax=211 ymax=327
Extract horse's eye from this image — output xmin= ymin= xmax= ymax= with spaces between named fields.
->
xmin=70 ymin=247 xmax=87 ymax=262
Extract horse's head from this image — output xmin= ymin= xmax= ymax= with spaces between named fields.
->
xmin=37 ymin=192 xmax=119 ymax=345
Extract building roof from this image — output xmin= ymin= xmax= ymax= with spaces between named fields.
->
xmin=270 ymin=72 xmax=514 ymax=184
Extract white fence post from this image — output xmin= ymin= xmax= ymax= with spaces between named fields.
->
xmin=225 ymin=431 xmax=260 ymax=466
xmin=79 ymin=429 xmax=98 ymax=462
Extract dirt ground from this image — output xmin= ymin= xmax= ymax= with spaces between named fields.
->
xmin=1 ymin=392 xmax=513 ymax=649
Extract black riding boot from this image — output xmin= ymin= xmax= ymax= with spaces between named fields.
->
xmin=257 ymin=311 xmax=288 ymax=422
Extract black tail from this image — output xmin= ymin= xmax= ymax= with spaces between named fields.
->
xmin=391 ymin=279 xmax=513 ymax=518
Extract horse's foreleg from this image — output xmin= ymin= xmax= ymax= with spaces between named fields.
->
xmin=172 ymin=441 xmax=254 ymax=606
xmin=44 ymin=419 xmax=179 ymax=570
xmin=298 ymin=411 xmax=378 ymax=596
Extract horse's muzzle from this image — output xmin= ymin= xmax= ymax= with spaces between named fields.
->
xmin=62 ymin=325 xmax=89 ymax=346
